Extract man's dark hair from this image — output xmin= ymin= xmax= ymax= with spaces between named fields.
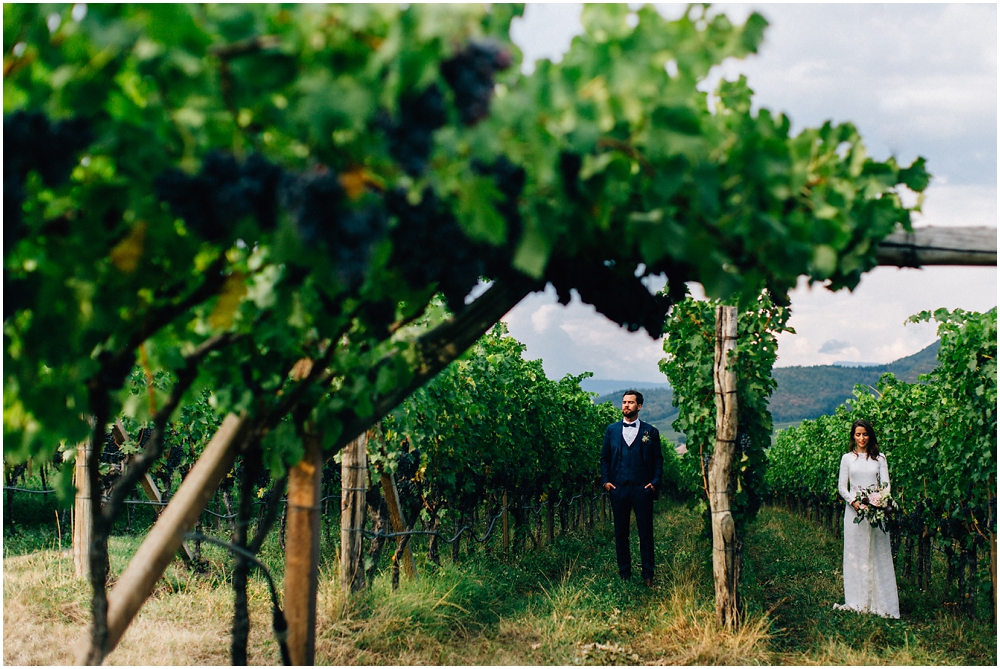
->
xmin=622 ymin=389 xmax=644 ymax=405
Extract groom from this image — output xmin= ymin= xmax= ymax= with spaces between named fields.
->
xmin=600 ymin=390 xmax=663 ymax=586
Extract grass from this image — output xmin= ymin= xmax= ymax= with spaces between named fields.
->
xmin=4 ymin=495 xmax=997 ymax=665
xmin=742 ymin=505 xmax=997 ymax=665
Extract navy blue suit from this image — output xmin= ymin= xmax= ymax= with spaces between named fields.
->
xmin=600 ymin=419 xmax=663 ymax=581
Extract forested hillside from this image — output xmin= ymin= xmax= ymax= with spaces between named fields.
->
xmin=770 ymin=341 xmax=939 ymax=423
xmin=595 ymin=387 xmax=678 ymax=436
xmin=593 ymin=341 xmax=939 ymax=434
xmin=579 ymin=379 xmax=669 ymax=396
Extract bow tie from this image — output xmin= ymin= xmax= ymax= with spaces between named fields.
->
xmin=623 ymin=422 xmax=638 ymax=428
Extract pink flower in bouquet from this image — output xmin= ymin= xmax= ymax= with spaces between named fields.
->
xmin=868 ymin=491 xmax=882 ymax=507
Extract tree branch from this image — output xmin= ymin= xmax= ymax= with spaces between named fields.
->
xmin=97 ymin=255 xmax=228 ymax=389
xmin=330 ymin=276 xmax=537 ymax=453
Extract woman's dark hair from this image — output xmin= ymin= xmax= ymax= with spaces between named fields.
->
xmin=848 ymin=418 xmax=881 ymax=461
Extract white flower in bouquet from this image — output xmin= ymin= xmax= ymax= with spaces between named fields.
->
xmin=852 ymin=483 xmax=898 ymax=533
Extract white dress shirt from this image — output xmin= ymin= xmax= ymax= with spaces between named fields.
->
xmin=622 ymin=419 xmax=640 ymax=446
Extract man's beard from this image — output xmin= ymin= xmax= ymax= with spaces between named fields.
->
xmin=622 ymin=409 xmax=638 ymax=421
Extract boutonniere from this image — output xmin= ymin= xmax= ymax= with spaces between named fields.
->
xmin=642 ymin=433 xmax=650 ymax=444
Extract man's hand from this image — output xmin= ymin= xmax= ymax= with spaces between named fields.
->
xmin=604 ymin=482 xmax=616 ymax=491
xmin=644 ymin=483 xmax=655 ymax=491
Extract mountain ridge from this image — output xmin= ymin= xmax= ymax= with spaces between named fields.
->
xmin=579 ymin=378 xmax=670 ymax=396
xmin=591 ymin=341 xmax=940 ymax=439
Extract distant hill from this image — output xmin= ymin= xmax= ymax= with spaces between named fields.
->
xmin=594 ymin=387 xmax=680 ymax=441
xmin=588 ymin=341 xmax=940 ymax=439
xmin=579 ymin=379 xmax=670 ymax=396
xmin=770 ymin=341 xmax=939 ymax=423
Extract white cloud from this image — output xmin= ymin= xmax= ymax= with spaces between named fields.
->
xmin=774 ymin=266 xmax=996 ymax=368
xmin=708 ymin=3 xmax=997 ymax=184
xmin=530 ymin=303 xmax=559 ymax=333
xmin=502 ymin=286 xmax=669 ymax=383
xmin=912 ymin=184 xmax=998 ymax=229
xmin=509 ymin=4 xmax=583 ymax=75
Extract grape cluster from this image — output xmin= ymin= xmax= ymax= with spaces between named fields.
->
xmin=280 ymin=170 xmax=387 ymax=290
xmin=472 ymin=156 xmax=525 ymax=240
xmin=100 ymin=430 xmax=126 ymax=466
xmin=440 ymin=41 xmax=512 ymax=126
xmin=98 ymin=429 xmax=127 ymax=497
xmin=155 ymin=151 xmax=283 ymax=243
xmin=164 ymin=444 xmax=183 ymax=472
xmin=387 ymin=187 xmax=482 ymax=312
xmin=543 ymin=254 xmax=674 ymax=339
xmin=387 ymin=156 xmax=528 ymax=311
xmin=384 ymin=85 xmax=447 ymax=176
xmin=4 ymin=111 xmax=93 ymax=188
xmin=395 ymin=440 xmax=422 ymax=525
xmin=558 ymin=151 xmax=583 ymax=200
xmin=4 ymin=111 xmax=93 ymax=255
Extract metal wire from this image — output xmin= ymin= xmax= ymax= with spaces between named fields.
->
xmin=355 ymin=492 xmax=610 ymax=544
xmin=183 ymin=532 xmax=290 ymax=666
xmin=359 ymin=504 xmax=509 ymax=544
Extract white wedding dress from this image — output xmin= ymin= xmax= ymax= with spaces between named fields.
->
xmin=834 ymin=452 xmax=900 ymax=618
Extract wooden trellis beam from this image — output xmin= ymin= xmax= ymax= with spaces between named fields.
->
xmin=875 ymin=226 xmax=996 ymax=267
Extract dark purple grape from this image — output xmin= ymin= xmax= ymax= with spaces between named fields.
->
xmin=280 ymin=170 xmax=387 ymax=289
xmin=165 ymin=445 xmax=183 ymax=472
xmin=386 ymin=156 xmax=529 ymax=312
xmin=441 ymin=41 xmax=512 ymax=126
xmin=4 ymin=111 xmax=93 ymax=187
xmin=4 ymin=111 xmax=93 ymax=254
xmin=559 ymin=151 xmax=583 ymax=200
xmin=155 ymin=151 xmax=283 ymax=242
xmin=543 ymin=254 xmax=673 ymax=338
xmin=386 ymin=85 xmax=448 ymax=176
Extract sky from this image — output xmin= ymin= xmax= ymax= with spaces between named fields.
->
xmin=500 ymin=3 xmax=998 ymax=383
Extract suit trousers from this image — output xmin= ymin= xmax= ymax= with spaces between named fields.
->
xmin=608 ymin=482 xmax=655 ymax=580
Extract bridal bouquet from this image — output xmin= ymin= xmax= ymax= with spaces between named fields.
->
xmin=852 ymin=483 xmax=899 ymax=533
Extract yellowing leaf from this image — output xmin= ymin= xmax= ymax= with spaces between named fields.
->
xmin=208 ymin=273 xmax=247 ymax=329
xmin=338 ymin=167 xmax=368 ymax=200
xmin=290 ymin=357 xmax=314 ymax=381
xmin=110 ymin=221 xmax=147 ymax=273
xmin=338 ymin=166 xmax=384 ymax=200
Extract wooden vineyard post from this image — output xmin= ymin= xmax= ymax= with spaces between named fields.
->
xmin=285 ymin=431 xmax=323 ymax=665
xmin=546 ymin=491 xmax=555 ymax=545
xmin=989 ymin=480 xmax=997 ymax=618
xmin=502 ymin=491 xmax=510 ymax=555
xmin=73 ymin=438 xmax=92 ymax=578
xmin=710 ymin=305 xmax=740 ymax=628
xmin=340 ymin=431 xmax=368 ymax=593
xmin=380 ymin=469 xmax=417 ymax=580
xmin=113 ymin=420 xmax=194 ymax=564
xmin=77 ymin=414 xmax=247 ymax=663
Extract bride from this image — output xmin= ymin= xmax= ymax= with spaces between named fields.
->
xmin=834 ymin=419 xmax=900 ymax=618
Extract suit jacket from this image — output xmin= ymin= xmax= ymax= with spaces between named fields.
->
xmin=600 ymin=419 xmax=663 ymax=490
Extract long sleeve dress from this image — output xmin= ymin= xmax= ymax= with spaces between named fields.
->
xmin=834 ymin=451 xmax=900 ymax=618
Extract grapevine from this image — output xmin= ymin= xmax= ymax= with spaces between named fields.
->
xmin=660 ymin=291 xmax=793 ymax=533
xmin=768 ymin=308 xmax=997 ymax=615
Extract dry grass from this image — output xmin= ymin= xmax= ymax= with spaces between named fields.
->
xmin=635 ymin=581 xmax=774 ymax=665
xmin=4 ymin=503 xmax=994 ymax=665
xmin=3 ymin=543 xmax=279 ymax=666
